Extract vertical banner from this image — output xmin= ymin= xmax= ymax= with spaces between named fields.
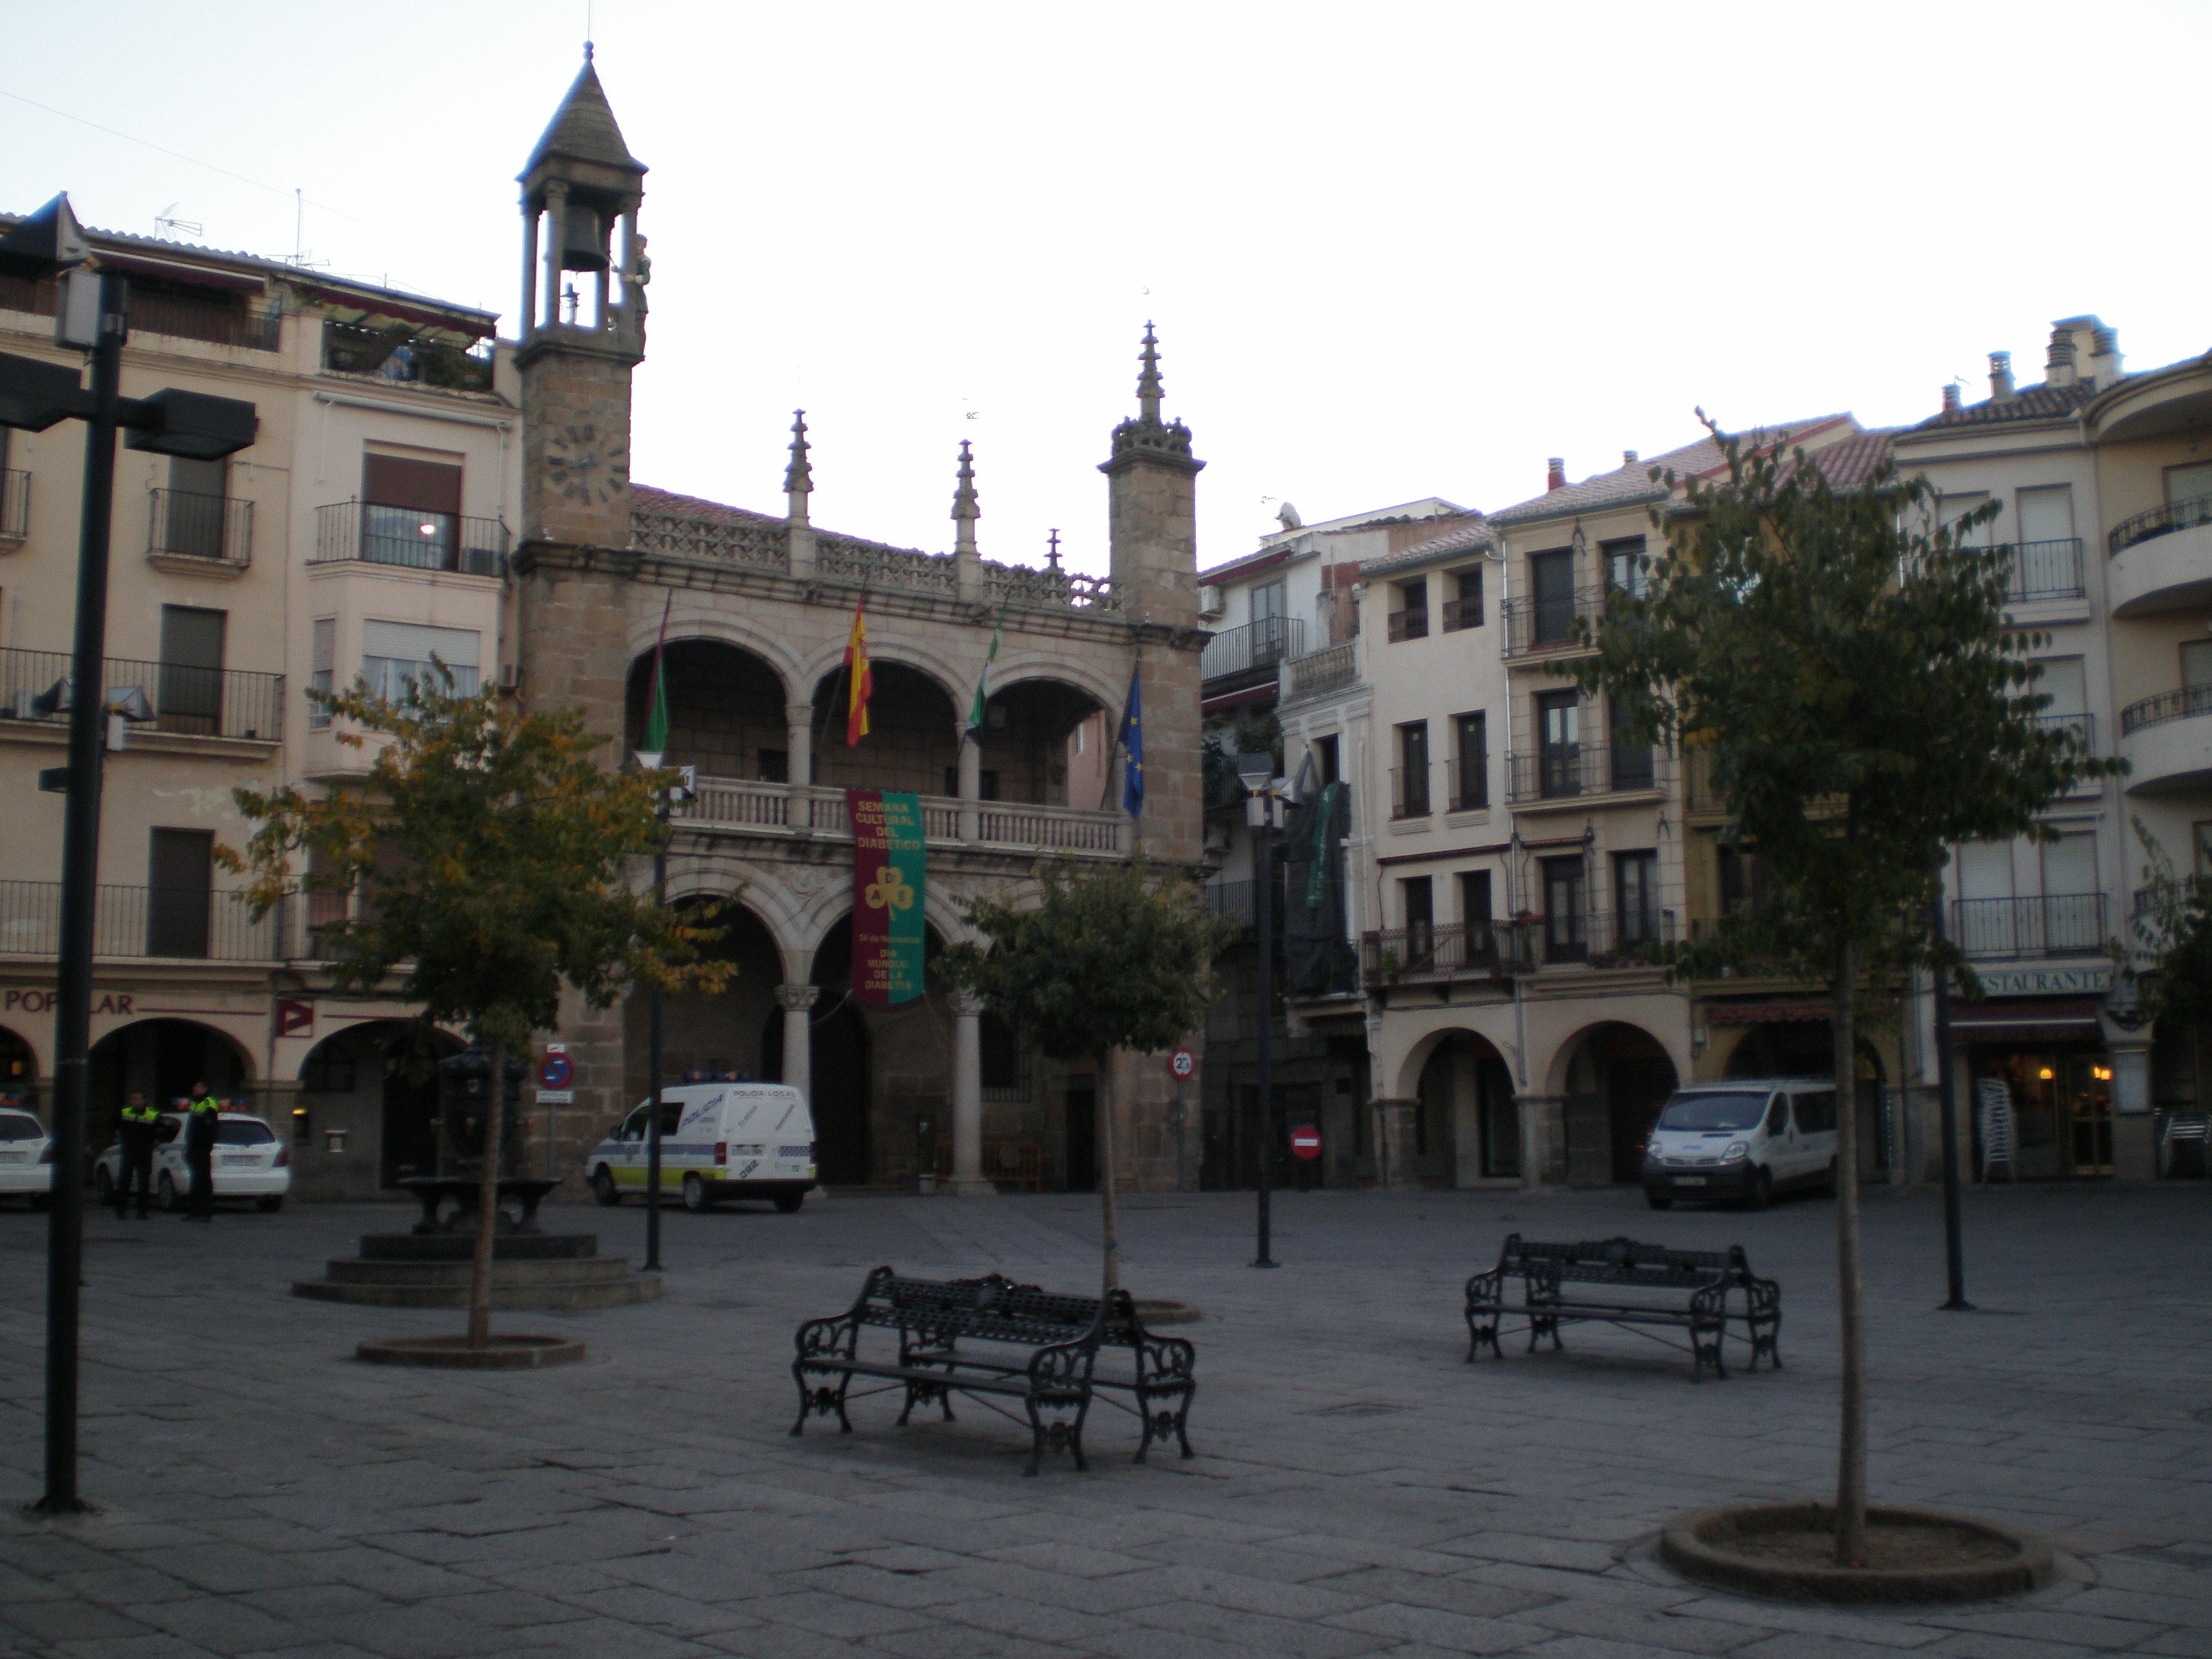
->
xmin=849 ymin=788 xmax=926 ymax=1007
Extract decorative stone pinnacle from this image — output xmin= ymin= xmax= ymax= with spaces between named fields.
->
xmin=1137 ymin=321 xmax=1163 ymax=421
xmin=952 ymin=440 xmax=979 ymax=553
xmin=1046 ymin=528 xmax=1061 ymax=570
xmin=784 ymin=409 xmax=812 ymax=498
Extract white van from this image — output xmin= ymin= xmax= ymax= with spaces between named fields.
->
xmin=1642 ymin=1076 xmax=1839 ymax=1210
xmin=586 ymin=1084 xmax=817 ymax=1213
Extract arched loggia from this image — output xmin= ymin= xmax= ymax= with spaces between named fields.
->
xmin=625 ymin=640 xmax=792 ymax=779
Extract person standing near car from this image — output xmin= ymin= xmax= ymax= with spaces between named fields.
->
xmin=183 ymin=1082 xmax=220 ymax=1221
xmin=114 ymin=1091 xmax=158 ymax=1219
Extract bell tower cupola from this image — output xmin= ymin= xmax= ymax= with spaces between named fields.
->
xmin=517 ymin=45 xmax=648 ymax=550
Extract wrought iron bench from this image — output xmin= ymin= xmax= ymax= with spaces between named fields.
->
xmin=790 ymin=1267 xmax=1197 ymax=1474
xmin=1465 ymin=1233 xmax=1781 ymax=1380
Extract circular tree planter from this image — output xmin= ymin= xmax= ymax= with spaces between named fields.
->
xmin=1661 ymin=1503 xmax=2054 ymax=1604
xmin=356 ymin=1334 xmax=586 ymax=1370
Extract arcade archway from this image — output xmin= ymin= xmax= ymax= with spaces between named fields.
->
xmin=1725 ymin=1020 xmax=1890 ymax=1174
xmin=0 ymin=1024 xmax=35 ymax=1112
xmin=623 ymin=896 xmax=784 ymax=1099
xmin=1558 ymin=1022 xmax=1678 ymax=1184
xmin=87 ymin=1020 xmax=253 ymax=1143
xmin=297 ymin=1022 xmax=464 ymax=1190
xmin=1411 ymin=1030 xmax=1518 ymax=1184
xmin=625 ymin=640 xmax=791 ymax=779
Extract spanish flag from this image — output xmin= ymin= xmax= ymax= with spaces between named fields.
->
xmin=844 ymin=598 xmax=873 ymax=747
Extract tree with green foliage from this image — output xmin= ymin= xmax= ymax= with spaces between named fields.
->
xmin=225 ymin=670 xmax=731 ymax=1346
xmin=939 ymin=859 xmax=1232 ymax=1293
xmin=1571 ymin=420 xmax=2118 ymax=1564
xmin=2127 ymin=818 xmax=2212 ymax=1029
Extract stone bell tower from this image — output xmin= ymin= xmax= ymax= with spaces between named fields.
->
xmin=516 ymin=45 xmax=647 ymax=554
xmin=1100 ymin=323 xmax=1205 ymax=866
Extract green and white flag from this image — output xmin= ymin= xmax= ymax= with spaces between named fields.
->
xmin=966 ymin=601 xmax=1006 ymax=735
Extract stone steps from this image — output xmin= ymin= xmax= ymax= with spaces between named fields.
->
xmin=293 ymin=1251 xmax=662 ymax=1310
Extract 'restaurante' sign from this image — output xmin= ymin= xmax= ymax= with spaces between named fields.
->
xmin=1974 ymin=965 xmax=2111 ymax=998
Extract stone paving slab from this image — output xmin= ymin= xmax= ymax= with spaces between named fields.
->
xmin=4 ymin=1184 xmax=2211 ymax=1657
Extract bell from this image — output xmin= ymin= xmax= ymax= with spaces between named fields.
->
xmin=559 ymin=205 xmax=608 ymax=274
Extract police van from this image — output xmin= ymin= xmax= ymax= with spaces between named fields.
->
xmin=587 ymin=1083 xmax=817 ymax=1213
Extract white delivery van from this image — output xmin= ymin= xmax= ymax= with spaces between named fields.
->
xmin=587 ymin=1084 xmax=817 ymax=1213
xmin=1642 ymin=1076 xmax=1839 ymax=1210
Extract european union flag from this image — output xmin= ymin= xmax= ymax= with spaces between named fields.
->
xmin=1118 ymin=665 xmax=1144 ymax=819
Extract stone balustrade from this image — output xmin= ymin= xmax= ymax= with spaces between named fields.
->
xmin=684 ymin=778 xmax=1128 ymax=858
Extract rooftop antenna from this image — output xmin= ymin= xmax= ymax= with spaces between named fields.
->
xmin=153 ymin=203 xmax=202 ymax=240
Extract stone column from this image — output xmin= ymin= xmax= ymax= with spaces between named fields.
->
xmin=1516 ymin=1092 xmax=1565 ymax=1192
xmin=776 ymin=984 xmax=818 ymax=1102
xmin=1372 ymin=1097 xmax=1420 ymax=1189
xmin=786 ymin=703 xmax=815 ymax=789
xmin=541 ymin=180 xmax=568 ymax=333
xmin=957 ymin=736 xmax=982 ymax=842
xmin=2108 ymin=1036 xmax=2155 ymax=1179
xmin=520 ymin=207 xmax=541 ymax=339
xmin=946 ymin=988 xmax=993 ymax=1195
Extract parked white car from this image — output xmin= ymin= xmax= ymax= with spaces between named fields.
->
xmin=94 ymin=1111 xmax=291 ymax=1213
xmin=1642 ymin=1077 xmax=1839 ymax=1210
xmin=588 ymin=1083 xmax=817 ymax=1212
xmin=0 ymin=1107 xmax=53 ymax=1208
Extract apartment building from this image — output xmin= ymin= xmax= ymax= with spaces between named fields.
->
xmin=0 ymin=210 xmax=520 ymax=1197
xmin=1897 ymin=318 xmax=2212 ymax=1182
xmin=1193 ymin=498 xmax=1470 ymax=1188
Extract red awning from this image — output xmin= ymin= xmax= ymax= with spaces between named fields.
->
xmin=1705 ymin=1001 xmax=1828 ymax=1025
xmin=1202 ymin=683 xmax=1278 ymax=714
xmin=1947 ymin=997 xmax=2105 ymax=1046
xmin=96 ymin=251 xmax=264 ymax=294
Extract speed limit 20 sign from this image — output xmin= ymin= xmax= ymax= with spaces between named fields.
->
xmin=1169 ymin=1048 xmax=1195 ymax=1081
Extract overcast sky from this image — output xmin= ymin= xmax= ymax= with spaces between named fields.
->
xmin=7 ymin=1 xmax=2208 ymax=577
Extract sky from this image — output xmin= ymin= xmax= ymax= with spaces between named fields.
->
xmin=5 ymin=1 xmax=2209 ymax=579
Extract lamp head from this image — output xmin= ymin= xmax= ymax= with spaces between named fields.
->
xmin=0 ymin=194 xmax=90 ymax=279
xmin=1233 ymin=751 xmax=1274 ymax=792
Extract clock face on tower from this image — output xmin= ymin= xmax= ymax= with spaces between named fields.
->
xmin=544 ymin=421 xmax=630 ymax=506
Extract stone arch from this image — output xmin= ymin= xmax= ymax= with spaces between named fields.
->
xmin=662 ymin=858 xmax=817 ymax=977
xmin=988 ymin=655 xmax=1125 ymax=723
xmin=974 ymin=673 xmax=1112 ymax=808
xmin=796 ymin=631 xmax=968 ymax=719
xmin=1547 ymin=1020 xmax=1681 ymax=1187
xmin=1402 ymin=1027 xmax=1519 ymax=1185
xmin=622 ymin=894 xmax=786 ymax=1102
xmin=624 ymin=638 xmax=791 ymax=779
xmin=0 ymin=1022 xmax=40 ymax=1111
xmin=87 ymin=1018 xmax=256 ymax=1144
xmin=625 ymin=606 xmax=808 ymax=698
xmin=809 ymin=657 xmax=963 ymax=799
xmin=1722 ymin=1018 xmax=1893 ymax=1174
xmin=295 ymin=1019 xmax=465 ymax=1191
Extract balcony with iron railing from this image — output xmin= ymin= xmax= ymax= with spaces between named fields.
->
xmin=1364 ymin=920 xmax=1532 ymax=983
xmin=1530 ymin=905 xmax=1677 ymax=967
xmin=1284 ymin=639 xmax=1358 ymax=700
xmin=1951 ymin=894 xmax=2108 ymax=959
xmin=1201 ymin=616 xmax=1303 ymax=688
xmin=0 ymin=270 xmax=284 ymax=351
xmin=2109 ymin=491 xmax=2212 ymax=556
xmin=1506 ymin=742 xmax=1663 ymax=804
xmin=1444 ymin=755 xmax=1488 ymax=814
xmin=0 ymin=646 xmax=284 ymax=743
xmin=322 ymin=320 xmax=496 ymax=392
xmin=1390 ymin=763 xmax=1431 ymax=820
xmin=148 ymin=487 xmax=252 ymax=572
xmin=312 ymin=500 xmax=510 ymax=577
xmin=0 ymin=881 xmax=285 ymax=962
xmin=2119 ymin=683 xmax=2212 ymax=793
xmin=1441 ymin=594 xmax=1483 ymax=633
xmin=2107 ymin=493 xmax=2212 ymax=616
xmin=683 ymin=777 xmax=1129 ymax=859
xmin=1 ymin=469 xmax=26 ymax=541
xmin=2002 ymin=537 xmax=2086 ymax=603
xmin=1503 ymin=585 xmax=1606 ymax=657
xmin=1385 ymin=606 xmax=1429 ymax=643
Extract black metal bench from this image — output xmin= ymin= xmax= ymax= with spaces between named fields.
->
xmin=1465 ymin=1233 xmax=1781 ymax=1380
xmin=790 ymin=1267 xmax=1197 ymax=1474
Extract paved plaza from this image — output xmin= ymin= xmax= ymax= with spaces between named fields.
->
xmin=3 ymin=1182 xmax=2210 ymax=1658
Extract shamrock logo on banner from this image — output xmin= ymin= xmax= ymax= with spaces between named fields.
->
xmin=865 ymin=865 xmax=914 ymax=914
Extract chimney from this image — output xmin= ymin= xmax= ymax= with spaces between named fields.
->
xmin=1622 ymin=449 xmax=1639 ymax=467
xmin=2045 ymin=325 xmax=2077 ymax=389
xmin=1547 ymin=457 xmax=1567 ymax=492
xmin=1989 ymin=351 xmax=2015 ymax=402
xmin=2088 ymin=326 xmax=2122 ymax=390
xmin=1941 ymin=384 xmax=1962 ymax=415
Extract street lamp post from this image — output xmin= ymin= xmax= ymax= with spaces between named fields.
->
xmin=1236 ymin=753 xmax=1280 ymax=1269
xmin=0 ymin=197 xmax=258 ymax=1513
xmin=632 ymin=756 xmax=691 ymax=1274
xmin=1928 ymin=887 xmax=1972 ymax=1310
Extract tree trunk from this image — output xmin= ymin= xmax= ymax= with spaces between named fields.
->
xmin=1832 ymin=938 xmax=1867 ymax=1565
xmin=467 ymin=1042 xmax=502 ymax=1349
xmin=1097 ymin=1053 xmax=1121 ymax=1295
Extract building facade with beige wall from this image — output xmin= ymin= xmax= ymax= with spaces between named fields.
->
xmin=0 ymin=210 xmax=520 ymax=1196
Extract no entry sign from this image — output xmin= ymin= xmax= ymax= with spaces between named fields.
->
xmin=1289 ymin=1125 xmax=1322 ymax=1161
xmin=1169 ymin=1047 xmax=1195 ymax=1081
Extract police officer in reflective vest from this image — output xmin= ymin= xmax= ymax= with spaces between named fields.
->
xmin=183 ymin=1083 xmax=220 ymax=1221
xmin=114 ymin=1090 xmax=159 ymax=1219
